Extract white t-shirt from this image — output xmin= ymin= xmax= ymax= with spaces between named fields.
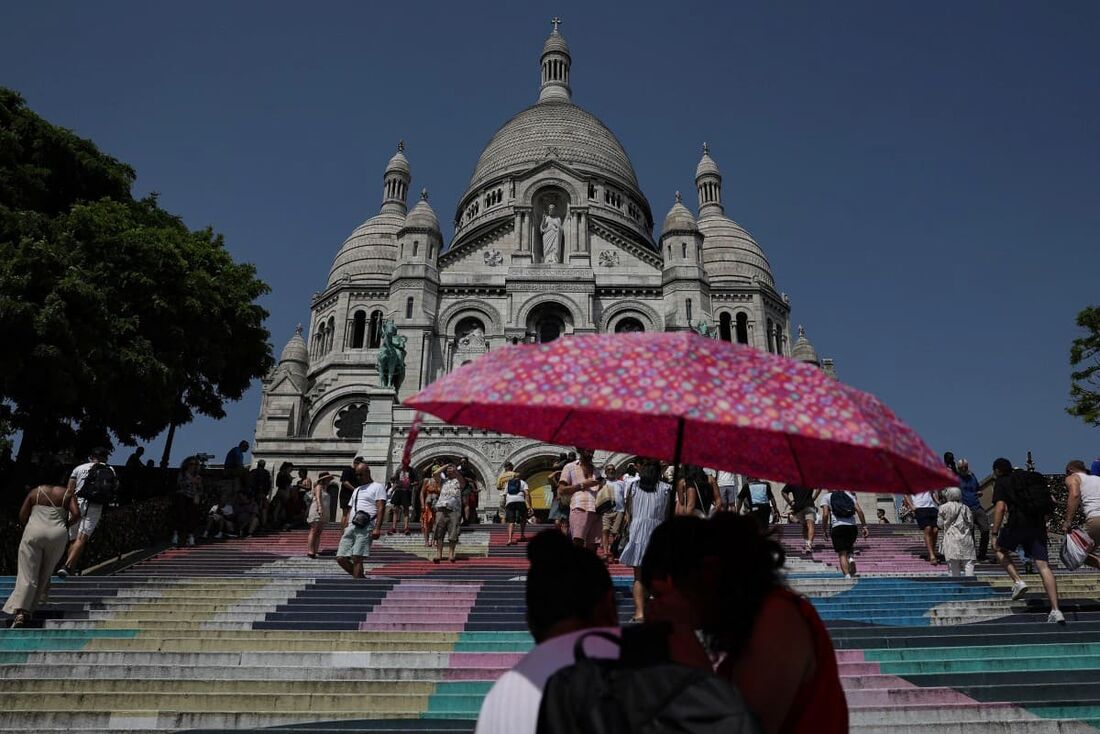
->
xmin=716 ymin=471 xmax=739 ymax=487
xmin=71 ymin=461 xmax=115 ymax=502
xmin=608 ymin=479 xmax=626 ymax=512
xmin=351 ymin=482 xmax=387 ymax=518
xmin=911 ymin=491 xmax=938 ymax=509
xmin=821 ymin=491 xmax=858 ymax=527
xmin=475 ymin=627 xmax=620 ymax=734
xmin=505 ymin=479 xmax=530 ymax=505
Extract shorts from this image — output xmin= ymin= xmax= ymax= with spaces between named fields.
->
xmin=70 ymin=498 xmax=103 ymax=541
xmin=434 ymin=508 xmax=461 ymax=544
xmin=996 ymin=527 xmax=1049 ymax=562
xmin=390 ymin=488 xmax=411 ymax=508
xmin=794 ymin=506 xmax=817 ymax=522
xmin=504 ymin=503 xmax=528 ymax=524
xmin=830 ymin=524 xmax=858 ymax=553
xmin=569 ymin=508 xmax=601 ymax=546
xmin=719 ymin=486 xmax=739 ymax=507
xmin=602 ymin=510 xmax=621 ymax=533
xmin=915 ymin=508 xmax=939 ymax=529
xmin=749 ymin=506 xmax=771 ymax=529
xmin=337 ymin=519 xmax=375 ymax=558
xmin=548 ymin=498 xmax=568 ymax=521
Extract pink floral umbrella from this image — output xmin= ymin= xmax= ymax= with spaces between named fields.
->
xmin=405 ymin=331 xmax=953 ymax=494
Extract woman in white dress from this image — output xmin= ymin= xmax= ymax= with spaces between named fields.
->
xmin=618 ymin=458 xmax=671 ymax=622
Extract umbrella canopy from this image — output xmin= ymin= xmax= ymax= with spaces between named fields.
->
xmin=405 ymin=332 xmax=953 ymax=494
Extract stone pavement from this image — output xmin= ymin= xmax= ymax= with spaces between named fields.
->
xmin=1 ymin=523 xmax=1099 ymax=733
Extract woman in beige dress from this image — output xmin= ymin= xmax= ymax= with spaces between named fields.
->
xmin=306 ymin=472 xmax=331 ymax=559
xmin=4 ymin=484 xmax=80 ymax=627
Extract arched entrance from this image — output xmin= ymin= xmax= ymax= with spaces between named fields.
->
xmin=525 ymin=302 xmax=574 ymax=344
xmin=513 ymin=454 xmax=564 ymax=514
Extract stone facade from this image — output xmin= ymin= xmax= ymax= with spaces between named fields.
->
xmin=253 ymin=22 xmax=832 ymax=508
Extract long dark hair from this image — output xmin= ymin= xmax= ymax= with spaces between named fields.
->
xmin=636 ymin=458 xmax=663 ymax=493
xmin=641 ymin=513 xmax=786 ymax=659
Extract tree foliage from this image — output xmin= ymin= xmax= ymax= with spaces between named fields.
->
xmin=0 ymin=88 xmax=273 ymax=463
xmin=1069 ymin=305 xmax=1100 ymax=427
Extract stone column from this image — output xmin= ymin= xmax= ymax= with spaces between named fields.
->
xmin=511 ymin=208 xmax=532 ymax=264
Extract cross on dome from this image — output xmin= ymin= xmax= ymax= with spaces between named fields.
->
xmin=551 ymin=17 xmax=562 ymax=33
xmin=397 ymin=140 xmax=405 ymax=152
xmin=295 ymin=323 xmax=303 ymax=336
xmin=675 ymin=191 xmax=682 ymax=203
xmin=420 ymin=188 xmax=428 ymax=200
xmin=702 ymin=141 xmax=710 ymax=155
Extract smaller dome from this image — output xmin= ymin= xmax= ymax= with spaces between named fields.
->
xmin=542 ymin=31 xmax=570 ymax=57
xmin=661 ymin=192 xmax=697 ymax=235
xmin=695 ymin=142 xmax=720 ymax=179
xmin=386 ymin=141 xmax=410 ymax=176
xmin=791 ymin=325 xmax=820 ymax=365
xmin=279 ymin=325 xmax=309 ymax=367
xmin=405 ymin=189 xmax=440 ymax=232
xmin=542 ymin=17 xmax=570 ymax=56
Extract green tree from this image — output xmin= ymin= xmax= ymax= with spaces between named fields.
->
xmin=1070 ymin=306 xmax=1100 ymax=427
xmin=0 ymin=88 xmax=273 ymax=467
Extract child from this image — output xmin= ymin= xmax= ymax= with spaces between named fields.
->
xmin=937 ymin=487 xmax=976 ymax=576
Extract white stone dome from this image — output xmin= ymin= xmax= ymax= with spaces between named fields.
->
xmin=791 ymin=325 xmax=820 ymax=365
xmin=278 ymin=326 xmax=309 ymax=366
xmin=405 ymin=190 xmax=440 ymax=232
xmin=327 ymin=211 xmax=404 ymax=287
xmin=465 ymin=101 xmax=641 ymax=198
xmin=661 ymin=192 xmax=697 ymax=235
xmin=697 ymin=214 xmax=775 ymax=287
xmin=386 ymin=147 xmax=410 ymax=176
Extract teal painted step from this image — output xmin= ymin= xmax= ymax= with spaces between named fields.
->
xmin=864 ymin=643 xmax=1100 ymax=663
xmin=454 ymin=631 xmax=532 ymax=653
xmin=1029 ymin=703 xmax=1100 ymax=727
xmin=426 ymin=682 xmax=494 ymax=716
xmin=0 ymin=653 xmax=28 ymax=665
xmin=879 ymin=655 xmax=1100 ymax=675
xmin=0 ymin=630 xmax=140 ymax=652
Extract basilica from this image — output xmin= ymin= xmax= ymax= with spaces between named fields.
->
xmin=253 ymin=21 xmax=833 ymax=506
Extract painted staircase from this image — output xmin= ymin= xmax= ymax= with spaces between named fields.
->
xmin=1 ymin=522 xmax=1098 ymax=733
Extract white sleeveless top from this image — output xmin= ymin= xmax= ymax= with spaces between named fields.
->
xmin=1076 ymin=472 xmax=1100 ymax=520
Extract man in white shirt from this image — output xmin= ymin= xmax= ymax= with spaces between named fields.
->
xmin=500 ymin=462 xmax=532 ymax=546
xmin=60 ymin=447 xmax=116 ymax=578
xmin=820 ymin=490 xmax=869 ymax=579
xmin=336 ymin=464 xmax=387 ymax=578
xmin=903 ymin=490 xmax=941 ymax=566
xmin=475 ymin=531 xmax=618 ymax=734
xmin=714 ymin=470 xmax=739 ymax=512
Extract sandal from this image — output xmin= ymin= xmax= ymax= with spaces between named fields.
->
xmin=629 ymin=616 xmax=644 ymax=624
xmin=10 ymin=612 xmax=28 ymax=628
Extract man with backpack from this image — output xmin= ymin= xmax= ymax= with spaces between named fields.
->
xmin=59 ymin=447 xmax=118 ymax=578
xmin=990 ymin=457 xmax=1064 ymax=624
xmin=737 ymin=477 xmax=779 ymax=531
xmin=497 ymin=462 xmax=531 ymax=546
xmin=820 ymin=489 xmax=869 ymax=578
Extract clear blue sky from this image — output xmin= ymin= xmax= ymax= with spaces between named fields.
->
xmin=3 ymin=1 xmax=1098 ymax=474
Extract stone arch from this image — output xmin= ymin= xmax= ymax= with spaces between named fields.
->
xmin=406 ymin=441 xmax=493 ymax=498
xmin=599 ymin=301 xmax=661 ymax=333
xmin=438 ymin=299 xmax=503 ymax=336
xmin=516 ymin=294 xmax=583 ymax=331
xmin=307 ymin=388 xmax=373 ymax=438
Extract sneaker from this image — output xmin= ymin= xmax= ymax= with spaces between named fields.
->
xmin=202 ymin=531 xmax=209 ymax=539
xmin=803 ymin=541 xmax=812 ymax=553
xmin=1047 ymin=609 xmax=1066 ymax=625
xmin=56 ymin=566 xmax=69 ymax=579
xmin=170 ymin=532 xmax=179 ymax=546
xmin=1011 ymin=580 xmax=1029 ymax=600
xmin=186 ymin=534 xmax=195 ymax=547
xmin=849 ymin=561 xmax=858 ymax=578
xmin=214 ymin=532 xmax=224 ymax=540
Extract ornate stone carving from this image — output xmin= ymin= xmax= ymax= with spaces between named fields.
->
xmin=457 ymin=328 xmax=487 ymax=350
xmin=598 ymin=249 xmax=620 ymax=267
xmin=483 ymin=249 xmax=504 ymax=267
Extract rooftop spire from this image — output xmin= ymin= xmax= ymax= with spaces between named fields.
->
xmin=539 ymin=18 xmax=572 ymax=103
xmin=381 ymin=141 xmax=411 ymax=215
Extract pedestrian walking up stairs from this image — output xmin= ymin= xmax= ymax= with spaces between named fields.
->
xmin=2 ymin=523 xmax=1100 ymax=733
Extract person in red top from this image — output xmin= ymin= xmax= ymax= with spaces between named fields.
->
xmin=642 ymin=514 xmax=848 ymax=734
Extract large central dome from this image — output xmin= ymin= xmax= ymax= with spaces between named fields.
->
xmin=466 ymin=100 xmax=641 ymax=194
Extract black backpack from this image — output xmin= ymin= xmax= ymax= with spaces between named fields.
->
xmin=829 ymin=491 xmax=856 ymax=519
xmin=693 ymin=476 xmax=713 ymax=515
xmin=1011 ymin=469 xmax=1054 ymax=518
xmin=80 ymin=463 xmax=118 ymax=504
xmin=537 ymin=628 xmax=761 ymax=734
xmin=506 ymin=477 xmax=522 ymax=496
